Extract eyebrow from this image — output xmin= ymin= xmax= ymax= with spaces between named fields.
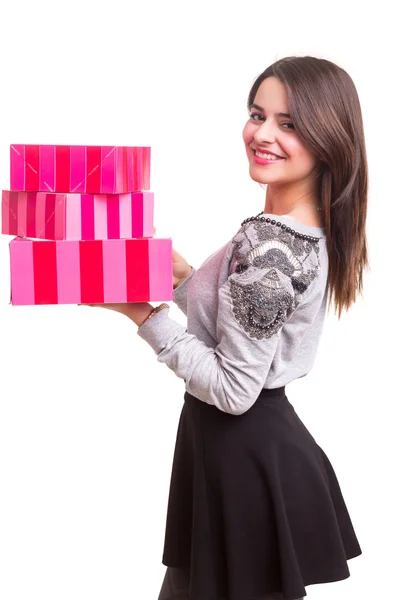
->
xmin=249 ymin=103 xmax=291 ymax=118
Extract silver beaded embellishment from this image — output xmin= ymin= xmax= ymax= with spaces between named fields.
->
xmin=228 ymin=213 xmax=322 ymax=340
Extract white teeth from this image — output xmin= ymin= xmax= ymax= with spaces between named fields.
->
xmin=254 ymin=150 xmax=283 ymax=160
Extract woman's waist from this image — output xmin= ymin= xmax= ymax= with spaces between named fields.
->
xmin=183 ymin=385 xmax=287 ymax=413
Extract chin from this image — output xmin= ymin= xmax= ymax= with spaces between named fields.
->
xmin=249 ymin=174 xmax=268 ymax=185
xmin=248 ymin=167 xmax=274 ymax=185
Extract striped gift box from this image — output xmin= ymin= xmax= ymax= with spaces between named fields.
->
xmin=10 ymin=145 xmax=151 ymax=194
xmin=9 ymin=237 xmax=173 ymax=305
xmin=2 ymin=190 xmax=154 ymax=241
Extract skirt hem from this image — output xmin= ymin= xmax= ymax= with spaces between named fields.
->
xmin=161 ymin=551 xmax=362 ymax=600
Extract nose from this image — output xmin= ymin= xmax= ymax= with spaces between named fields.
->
xmin=253 ymin=119 xmax=276 ymax=144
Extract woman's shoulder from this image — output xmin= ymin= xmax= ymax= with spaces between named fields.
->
xmin=228 ymin=212 xmax=327 ymax=302
xmin=236 ymin=211 xmax=326 ymax=239
xmin=230 ymin=212 xmax=326 ymax=255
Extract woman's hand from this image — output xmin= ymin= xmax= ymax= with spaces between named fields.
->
xmin=172 ymin=248 xmax=192 ymax=289
xmin=153 ymin=226 xmax=192 ymax=288
xmin=82 ymin=302 xmax=154 ymax=327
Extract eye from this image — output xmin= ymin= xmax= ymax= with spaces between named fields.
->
xmin=249 ymin=112 xmax=264 ymax=121
xmin=249 ymin=113 xmax=295 ymax=130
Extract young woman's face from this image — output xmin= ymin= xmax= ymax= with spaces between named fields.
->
xmin=242 ymin=76 xmax=319 ymax=185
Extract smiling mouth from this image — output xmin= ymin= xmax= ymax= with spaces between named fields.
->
xmin=253 ymin=149 xmax=284 ymax=160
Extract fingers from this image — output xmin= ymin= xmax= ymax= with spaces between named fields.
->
xmin=172 ymin=247 xmax=182 ymax=258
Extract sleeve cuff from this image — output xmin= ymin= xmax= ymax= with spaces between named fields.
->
xmin=137 ymin=306 xmax=186 ymax=353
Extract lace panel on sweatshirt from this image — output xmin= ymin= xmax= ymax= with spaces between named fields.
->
xmin=228 ymin=219 xmax=322 ymax=340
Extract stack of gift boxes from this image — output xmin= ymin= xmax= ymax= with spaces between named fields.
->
xmin=1 ymin=144 xmax=173 ymax=305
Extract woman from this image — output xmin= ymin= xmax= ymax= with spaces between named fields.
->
xmin=96 ymin=56 xmax=367 ymax=600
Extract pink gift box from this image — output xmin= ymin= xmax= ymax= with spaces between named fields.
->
xmin=10 ymin=145 xmax=151 ymax=194
xmin=9 ymin=237 xmax=173 ymax=305
xmin=2 ymin=190 xmax=154 ymax=241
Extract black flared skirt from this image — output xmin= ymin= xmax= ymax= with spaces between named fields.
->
xmin=161 ymin=386 xmax=362 ymax=600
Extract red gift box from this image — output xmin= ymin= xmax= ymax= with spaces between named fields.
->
xmin=9 ymin=237 xmax=173 ymax=305
xmin=2 ymin=190 xmax=154 ymax=240
xmin=10 ymin=145 xmax=151 ymax=194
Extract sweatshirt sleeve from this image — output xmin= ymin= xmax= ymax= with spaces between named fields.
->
xmin=137 ymin=235 xmax=322 ymax=415
xmin=172 ymin=267 xmax=196 ymax=316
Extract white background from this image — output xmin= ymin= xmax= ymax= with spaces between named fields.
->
xmin=0 ymin=1 xmax=398 ymax=599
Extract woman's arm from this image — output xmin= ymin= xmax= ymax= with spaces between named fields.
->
xmin=173 ymin=266 xmax=196 ymax=316
xmin=95 ymin=235 xmax=323 ymax=416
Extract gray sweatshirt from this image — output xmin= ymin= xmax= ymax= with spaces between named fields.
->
xmin=137 ymin=212 xmax=328 ymax=415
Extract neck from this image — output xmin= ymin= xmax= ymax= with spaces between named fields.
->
xmin=263 ymin=183 xmax=324 ymax=229
xmin=263 ymin=172 xmax=321 ymax=215
xmin=264 ymin=189 xmax=321 ymax=215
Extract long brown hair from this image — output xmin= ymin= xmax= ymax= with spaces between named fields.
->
xmin=247 ymin=56 xmax=369 ymax=318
